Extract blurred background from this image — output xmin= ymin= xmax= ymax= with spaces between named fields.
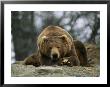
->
xmin=11 ymin=11 xmax=100 ymax=63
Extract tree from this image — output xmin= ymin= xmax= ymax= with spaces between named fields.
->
xmin=11 ymin=11 xmax=37 ymax=60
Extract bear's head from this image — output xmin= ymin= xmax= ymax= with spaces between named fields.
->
xmin=38 ymin=35 xmax=71 ymax=62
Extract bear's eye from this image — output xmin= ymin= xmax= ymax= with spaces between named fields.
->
xmin=49 ymin=47 xmax=52 ymax=49
xmin=57 ymin=46 xmax=60 ymax=48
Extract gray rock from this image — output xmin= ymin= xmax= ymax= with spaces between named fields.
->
xmin=11 ymin=64 xmax=100 ymax=77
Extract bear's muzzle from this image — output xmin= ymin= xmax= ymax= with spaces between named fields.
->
xmin=51 ymin=47 xmax=60 ymax=61
xmin=52 ymin=53 xmax=58 ymax=61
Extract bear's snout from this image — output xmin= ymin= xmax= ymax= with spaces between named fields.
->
xmin=51 ymin=47 xmax=60 ymax=61
xmin=52 ymin=53 xmax=58 ymax=60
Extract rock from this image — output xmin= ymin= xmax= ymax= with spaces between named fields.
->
xmin=85 ymin=43 xmax=100 ymax=65
xmin=11 ymin=64 xmax=100 ymax=77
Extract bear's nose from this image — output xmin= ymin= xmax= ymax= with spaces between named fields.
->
xmin=52 ymin=54 xmax=58 ymax=59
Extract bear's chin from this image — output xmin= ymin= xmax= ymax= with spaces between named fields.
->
xmin=51 ymin=58 xmax=59 ymax=63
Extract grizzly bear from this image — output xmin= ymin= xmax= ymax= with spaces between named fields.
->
xmin=23 ymin=25 xmax=88 ymax=67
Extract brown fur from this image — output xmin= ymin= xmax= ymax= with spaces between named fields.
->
xmin=23 ymin=26 xmax=88 ymax=67
xmin=74 ymin=40 xmax=88 ymax=66
xmin=36 ymin=25 xmax=80 ymax=66
xmin=23 ymin=53 xmax=41 ymax=67
xmin=58 ymin=40 xmax=88 ymax=66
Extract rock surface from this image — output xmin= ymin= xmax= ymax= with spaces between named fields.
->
xmin=11 ymin=64 xmax=100 ymax=77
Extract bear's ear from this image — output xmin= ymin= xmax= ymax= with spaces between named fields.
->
xmin=60 ymin=35 xmax=68 ymax=41
xmin=41 ymin=36 xmax=48 ymax=42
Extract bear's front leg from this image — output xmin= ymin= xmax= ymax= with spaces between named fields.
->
xmin=58 ymin=57 xmax=70 ymax=66
xmin=23 ymin=53 xmax=41 ymax=67
xmin=58 ymin=56 xmax=80 ymax=67
xmin=67 ymin=56 xmax=80 ymax=66
xmin=70 ymin=44 xmax=80 ymax=66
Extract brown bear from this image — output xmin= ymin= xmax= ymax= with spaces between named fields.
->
xmin=23 ymin=26 xmax=80 ymax=66
xmin=23 ymin=25 xmax=88 ymax=67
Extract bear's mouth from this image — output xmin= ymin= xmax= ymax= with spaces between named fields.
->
xmin=52 ymin=54 xmax=58 ymax=58
xmin=52 ymin=59 xmax=58 ymax=62
xmin=52 ymin=57 xmax=59 ymax=63
xmin=52 ymin=60 xmax=59 ymax=65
